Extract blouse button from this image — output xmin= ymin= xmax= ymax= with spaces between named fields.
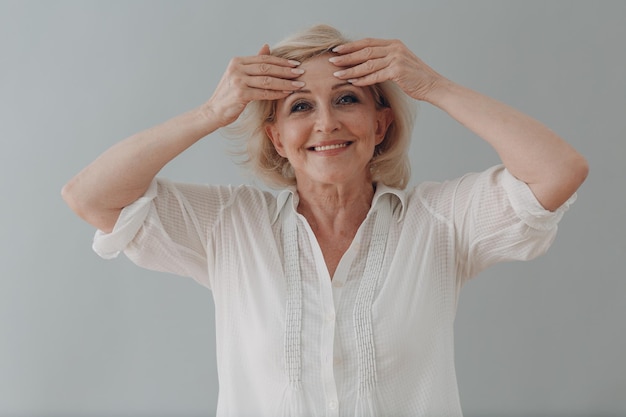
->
xmin=328 ymin=400 xmax=338 ymax=410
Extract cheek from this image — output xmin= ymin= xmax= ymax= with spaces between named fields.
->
xmin=279 ymin=121 xmax=309 ymax=145
xmin=352 ymin=117 xmax=380 ymax=141
xmin=351 ymin=108 xmax=378 ymax=129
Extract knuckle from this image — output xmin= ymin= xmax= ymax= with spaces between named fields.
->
xmin=390 ymin=40 xmax=404 ymax=52
xmin=232 ymin=75 xmax=245 ymax=87
xmin=232 ymin=88 xmax=245 ymax=101
xmin=258 ymin=63 xmax=270 ymax=74
xmin=226 ymin=59 xmax=242 ymax=74
xmin=363 ymin=46 xmax=373 ymax=58
xmin=365 ymin=59 xmax=375 ymax=71
xmin=262 ymin=76 xmax=272 ymax=86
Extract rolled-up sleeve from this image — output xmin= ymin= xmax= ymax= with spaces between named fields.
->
xmin=92 ymin=178 xmax=235 ymax=289
xmin=416 ymin=165 xmax=575 ymax=281
xmin=93 ymin=179 xmax=159 ymax=260
xmin=455 ymin=165 xmax=575 ymax=279
xmin=500 ymin=167 xmax=575 ymax=231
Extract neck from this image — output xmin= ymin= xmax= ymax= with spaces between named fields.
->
xmin=293 ymin=176 xmax=377 ymax=279
xmin=295 ymin=177 xmax=375 ymax=231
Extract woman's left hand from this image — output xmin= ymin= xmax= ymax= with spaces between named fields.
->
xmin=330 ymin=38 xmax=445 ymax=102
xmin=331 ymin=41 xmax=588 ymax=212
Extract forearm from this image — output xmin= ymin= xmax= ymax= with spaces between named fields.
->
xmin=62 ymin=106 xmax=220 ymax=232
xmin=426 ymin=80 xmax=588 ymax=211
xmin=63 ymin=46 xmax=306 ymax=232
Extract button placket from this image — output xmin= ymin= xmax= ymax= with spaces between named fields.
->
xmin=297 ymin=211 xmax=340 ymax=416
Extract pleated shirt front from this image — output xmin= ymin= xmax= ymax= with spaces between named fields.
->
xmin=93 ymin=165 xmax=573 ymax=417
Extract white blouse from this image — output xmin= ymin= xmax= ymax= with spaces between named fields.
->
xmin=93 ymin=165 xmax=573 ymax=417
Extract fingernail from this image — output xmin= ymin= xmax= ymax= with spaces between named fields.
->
xmin=328 ymin=56 xmax=340 ymax=63
xmin=288 ymin=60 xmax=301 ymax=66
xmin=291 ymin=68 xmax=305 ymax=75
xmin=333 ymin=70 xmax=346 ymax=77
xmin=292 ymin=81 xmax=305 ymax=87
xmin=347 ymin=79 xmax=357 ymax=84
xmin=332 ymin=45 xmax=344 ymax=52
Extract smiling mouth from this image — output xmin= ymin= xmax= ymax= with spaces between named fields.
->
xmin=309 ymin=142 xmax=352 ymax=152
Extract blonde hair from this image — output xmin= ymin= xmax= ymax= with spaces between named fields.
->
xmin=228 ymin=24 xmax=416 ymax=189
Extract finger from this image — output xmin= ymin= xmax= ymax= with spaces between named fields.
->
xmin=246 ymin=87 xmax=293 ymax=101
xmin=328 ymin=46 xmax=390 ymax=69
xmin=332 ymin=38 xmax=388 ymax=53
xmin=331 ymin=38 xmax=390 ymax=55
xmin=257 ymin=43 xmax=271 ymax=56
xmin=245 ymin=75 xmax=305 ymax=92
xmin=237 ymin=54 xmax=301 ymax=69
xmin=343 ymin=68 xmax=393 ymax=87
xmin=332 ymin=57 xmax=390 ymax=80
xmin=243 ymin=62 xmax=305 ymax=79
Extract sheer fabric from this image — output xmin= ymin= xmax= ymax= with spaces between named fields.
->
xmin=93 ymin=165 xmax=574 ymax=417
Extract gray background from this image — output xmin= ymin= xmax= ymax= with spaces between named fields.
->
xmin=1 ymin=1 xmax=624 ymax=416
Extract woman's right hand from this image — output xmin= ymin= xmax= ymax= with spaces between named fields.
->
xmin=62 ymin=45 xmax=305 ymax=233
xmin=204 ymin=44 xmax=305 ymax=127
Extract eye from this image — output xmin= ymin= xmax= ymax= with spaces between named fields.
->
xmin=290 ymin=100 xmax=312 ymax=113
xmin=337 ymin=94 xmax=359 ymax=105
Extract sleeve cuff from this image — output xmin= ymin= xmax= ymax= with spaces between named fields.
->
xmin=92 ymin=179 xmax=159 ymax=259
xmin=500 ymin=167 xmax=576 ymax=231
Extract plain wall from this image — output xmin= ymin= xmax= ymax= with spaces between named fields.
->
xmin=1 ymin=1 xmax=624 ymax=416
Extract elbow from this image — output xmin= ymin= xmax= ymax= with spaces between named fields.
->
xmin=61 ymin=178 xmax=83 ymax=218
xmin=61 ymin=178 xmax=96 ymax=224
xmin=61 ymin=178 xmax=101 ymax=227
xmin=550 ymin=153 xmax=589 ymax=211
xmin=569 ymin=153 xmax=589 ymax=191
xmin=534 ymin=153 xmax=589 ymax=212
xmin=61 ymin=178 xmax=120 ymax=233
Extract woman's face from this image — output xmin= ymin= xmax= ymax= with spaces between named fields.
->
xmin=266 ymin=54 xmax=392 ymax=189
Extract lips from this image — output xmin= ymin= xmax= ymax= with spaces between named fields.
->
xmin=308 ymin=141 xmax=352 ymax=152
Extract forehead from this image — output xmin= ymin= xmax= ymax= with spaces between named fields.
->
xmin=289 ymin=53 xmax=375 ymax=97
xmin=297 ymin=53 xmax=337 ymax=78
xmin=270 ymin=53 xmax=380 ymax=118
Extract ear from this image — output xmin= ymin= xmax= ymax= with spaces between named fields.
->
xmin=265 ymin=123 xmax=287 ymax=157
xmin=374 ymin=107 xmax=393 ymax=145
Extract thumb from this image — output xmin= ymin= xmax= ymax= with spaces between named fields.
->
xmin=257 ymin=43 xmax=271 ymax=56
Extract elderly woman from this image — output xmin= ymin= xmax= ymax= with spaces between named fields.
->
xmin=62 ymin=25 xmax=587 ymax=416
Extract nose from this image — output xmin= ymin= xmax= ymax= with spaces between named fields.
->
xmin=314 ymin=104 xmax=341 ymax=134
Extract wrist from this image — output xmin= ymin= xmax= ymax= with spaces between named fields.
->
xmin=198 ymin=102 xmax=228 ymax=132
xmin=422 ymin=77 xmax=457 ymax=107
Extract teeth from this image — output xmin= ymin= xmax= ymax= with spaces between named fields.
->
xmin=313 ymin=143 xmax=349 ymax=151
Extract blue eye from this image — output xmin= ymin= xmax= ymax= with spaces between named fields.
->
xmin=337 ymin=94 xmax=359 ymax=105
xmin=291 ymin=101 xmax=311 ymax=113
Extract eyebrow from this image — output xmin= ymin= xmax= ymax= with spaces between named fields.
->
xmin=294 ymin=82 xmax=353 ymax=95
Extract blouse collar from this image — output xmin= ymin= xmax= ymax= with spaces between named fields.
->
xmin=272 ymin=183 xmax=407 ymax=224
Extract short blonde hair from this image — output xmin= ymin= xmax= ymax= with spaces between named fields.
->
xmin=229 ymin=24 xmax=416 ymax=189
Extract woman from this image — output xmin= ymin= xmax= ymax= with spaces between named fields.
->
xmin=62 ymin=25 xmax=588 ymax=416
